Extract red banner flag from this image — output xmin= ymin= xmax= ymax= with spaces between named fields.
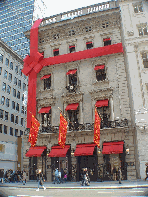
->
xmin=28 ymin=114 xmax=40 ymax=147
xmin=58 ymin=113 xmax=68 ymax=148
xmin=94 ymin=108 xmax=101 ymax=148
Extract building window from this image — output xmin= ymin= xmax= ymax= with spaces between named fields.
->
xmin=22 ymin=94 xmax=24 ymax=101
xmin=0 ymin=124 xmax=2 ymax=133
xmin=19 ymin=69 xmax=22 ymax=76
xmin=1 ymin=96 xmax=5 ymax=105
xmin=4 ymin=70 xmax=8 ymax=79
xmin=17 ymin=91 xmax=20 ymax=99
xmin=7 ymin=85 xmax=11 ymax=94
xmin=12 ymin=101 xmax=15 ymax=109
xmin=2 ymin=83 xmax=6 ymax=92
xmin=4 ymin=125 xmax=7 ymax=134
xmin=14 ymin=77 xmax=17 ymax=85
xmin=96 ymin=99 xmax=110 ymax=128
xmin=68 ymin=30 xmax=75 ymax=36
xmin=102 ymin=22 xmax=109 ymax=28
xmin=44 ymin=77 xmax=51 ymax=90
xmin=5 ymin=58 xmax=9 ymax=67
xmin=0 ymin=67 xmax=2 ymax=75
xmin=41 ymin=111 xmax=51 ymax=127
xmin=21 ymin=118 xmax=23 ymax=126
xmin=0 ymin=110 xmax=3 ymax=119
xmin=103 ymin=38 xmax=111 ymax=46
xmin=10 ymin=127 xmax=13 ymax=136
xmin=13 ymin=89 xmax=16 ymax=97
xmin=86 ymin=42 xmax=93 ymax=49
xmin=6 ymin=98 xmax=10 ymax=107
xmin=11 ymin=114 xmax=14 ymax=123
xmin=15 ymin=66 xmax=18 ymax=74
xmin=94 ymin=65 xmax=106 ymax=81
xmin=133 ymin=3 xmax=143 ymax=13
xmin=21 ymin=106 xmax=24 ymax=114
xmin=8 ymin=73 xmax=12 ymax=82
xmin=138 ymin=25 xmax=148 ymax=36
xmin=0 ymin=54 xmax=3 ymax=63
xmin=16 ymin=103 xmax=19 ymax=112
xmin=18 ymin=80 xmax=21 ymax=88
xmin=15 ymin=116 xmax=18 ymax=124
xmin=10 ymin=62 xmax=13 ymax=70
xmin=85 ymin=26 xmax=92 ymax=32
xmin=53 ymin=48 xmax=59 ymax=56
xmin=5 ymin=111 xmax=8 ymax=120
xmin=20 ymin=130 xmax=23 ymax=136
xmin=69 ymin=45 xmax=75 ymax=53
xmin=142 ymin=52 xmax=148 ymax=68
xmin=53 ymin=34 xmax=59 ymax=39
xmin=15 ymin=129 xmax=18 ymax=136
xmin=23 ymin=83 xmax=26 ymax=91
xmin=66 ymin=69 xmax=77 ymax=92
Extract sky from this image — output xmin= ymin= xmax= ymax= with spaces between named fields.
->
xmin=43 ymin=0 xmax=110 ymax=17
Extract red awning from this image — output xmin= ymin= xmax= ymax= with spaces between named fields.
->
xmin=102 ymin=141 xmax=124 ymax=154
xmin=66 ymin=69 xmax=77 ymax=75
xmin=65 ymin=103 xmax=79 ymax=111
xmin=25 ymin=146 xmax=46 ymax=157
xmin=40 ymin=74 xmax=51 ymax=80
xmin=94 ymin=65 xmax=105 ymax=71
xmin=69 ymin=45 xmax=75 ymax=48
xmin=48 ymin=145 xmax=70 ymax=157
xmin=95 ymin=99 xmax=108 ymax=107
xmin=38 ymin=106 xmax=51 ymax=113
xmin=103 ymin=38 xmax=111 ymax=42
xmin=53 ymin=49 xmax=59 ymax=52
xmin=86 ymin=42 xmax=92 ymax=45
xmin=74 ymin=143 xmax=96 ymax=156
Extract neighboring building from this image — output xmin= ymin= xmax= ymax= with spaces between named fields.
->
xmin=0 ymin=0 xmax=46 ymax=59
xmin=119 ymin=0 xmax=148 ymax=179
xmin=0 ymin=39 xmax=27 ymax=172
xmin=23 ymin=1 xmax=138 ymax=182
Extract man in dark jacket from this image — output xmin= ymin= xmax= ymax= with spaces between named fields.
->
xmin=36 ymin=170 xmax=46 ymax=191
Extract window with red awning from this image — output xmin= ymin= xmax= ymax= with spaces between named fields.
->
xmin=40 ymin=74 xmax=51 ymax=80
xmin=74 ymin=143 xmax=96 ymax=156
xmin=38 ymin=106 xmax=51 ymax=113
xmin=94 ymin=65 xmax=105 ymax=71
xmin=95 ymin=99 xmax=108 ymax=107
xmin=65 ymin=103 xmax=79 ymax=111
xmin=102 ymin=141 xmax=124 ymax=154
xmin=48 ymin=145 xmax=70 ymax=157
xmin=66 ymin=69 xmax=77 ymax=75
xmin=26 ymin=146 xmax=46 ymax=157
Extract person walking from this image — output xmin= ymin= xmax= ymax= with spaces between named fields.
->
xmin=36 ymin=170 xmax=46 ymax=191
xmin=22 ymin=170 xmax=26 ymax=185
xmin=113 ymin=166 xmax=116 ymax=181
xmin=118 ymin=167 xmax=122 ymax=184
xmin=61 ymin=168 xmax=64 ymax=183
xmin=58 ymin=170 xmax=61 ymax=183
xmin=53 ymin=168 xmax=60 ymax=184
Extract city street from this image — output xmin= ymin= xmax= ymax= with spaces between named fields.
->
xmin=0 ymin=187 xmax=148 ymax=197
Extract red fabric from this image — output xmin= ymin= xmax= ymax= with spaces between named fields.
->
xmin=94 ymin=65 xmax=105 ymax=70
xmin=40 ymin=74 xmax=51 ymax=80
xmin=74 ymin=143 xmax=96 ymax=156
xmin=95 ymin=99 xmax=109 ymax=108
xmin=53 ymin=49 xmax=59 ymax=52
xmin=86 ymin=42 xmax=92 ymax=45
xmin=103 ymin=38 xmax=111 ymax=42
xmin=65 ymin=103 xmax=79 ymax=111
xmin=69 ymin=45 xmax=75 ymax=48
xmin=94 ymin=108 xmax=101 ymax=148
xmin=48 ymin=145 xmax=70 ymax=157
xmin=102 ymin=141 xmax=124 ymax=154
xmin=28 ymin=114 xmax=40 ymax=147
xmin=58 ymin=113 xmax=68 ymax=148
xmin=38 ymin=107 xmax=51 ymax=113
xmin=25 ymin=146 xmax=46 ymax=157
xmin=66 ymin=69 xmax=77 ymax=75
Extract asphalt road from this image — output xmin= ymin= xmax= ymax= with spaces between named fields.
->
xmin=0 ymin=187 xmax=148 ymax=197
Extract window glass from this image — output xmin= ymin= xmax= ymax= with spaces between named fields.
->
xmin=2 ymin=83 xmax=6 ymax=91
xmin=21 ymin=106 xmax=24 ymax=114
xmin=5 ymin=111 xmax=8 ymax=120
xmin=18 ymin=80 xmax=21 ymax=88
xmin=7 ymin=85 xmax=11 ymax=94
xmin=15 ymin=66 xmax=18 ymax=74
xmin=0 ymin=124 xmax=2 ymax=133
xmin=0 ymin=110 xmax=3 ymax=119
xmin=12 ymin=101 xmax=15 ymax=109
xmin=0 ymin=54 xmax=3 ymax=63
xmin=19 ymin=69 xmax=22 ymax=76
xmin=10 ymin=127 xmax=13 ymax=136
xmin=16 ymin=103 xmax=19 ymax=112
xmin=14 ymin=77 xmax=17 ymax=85
xmin=23 ymin=83 xmax=26 ymax=91
xmin=20 ymin=130 xmax=23 ymax=136
xmin=142 ymin=52 xmax=148 ymax=68
xmin=0 ymin=67 xmax=2 ymax=75
xmin=11 ymin=114 xmax=14 ymax=122
xmin=4 ymin=70 xmax=8 ymax=79
xmin=8 ymin=73 xmax=12 ymax=82
xmin=1 ymin=96 xmax=5 ymax=105
xmin=5 ymin=58 xmax=9 ymax=67
xmin=15 ymin=116 xmax=18 ymax=124
xmin=17 ymin=91 xmax=20 ymax=99
xmin=4 ymin=125 xmax=7 ymax=134
xmin=10 ymin=62 xmax=13 ymax=70
xmin=44 ymin=77 xmax=51 ymax=90
xmin=6 ymin=98 xmax=9 ymax=107
xmin=15 ymin=129 xmax=18 ymax=136
xmin=21 ymin=118 xmax=23 ymax=126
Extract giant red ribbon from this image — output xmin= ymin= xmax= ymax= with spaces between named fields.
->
xmin=22 ymin=19 xmax=124 ymax=129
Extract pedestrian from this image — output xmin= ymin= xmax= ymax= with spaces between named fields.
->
xmin=118 ymin=167 xmax=122 ymax=184
xmin=64 ymin=173 xmax=67 ymax=183
xmin=145 ymin=164 xmax=148 ymax=181
xmin=113 ymin=166 xmax=116 ymax=181
xmin=61 ymin=168 xmax=64 ymax=183
xmin=36 ymin=169 xmax=46 ymax=191
xmin=8 ymin=170 xmax=11 ymax=183
xmin=22 ymin=170 xmax=26 ymax=185
xmin=58 ymin=170 xmax=61 ymax=183
xmin=53 ymin=168 xmax=59 ymax=184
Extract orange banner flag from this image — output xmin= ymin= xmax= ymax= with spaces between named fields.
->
xmin=94 ymin=108 xmax=101 ymax=148
xmin=28 ymin=114 xmax=40 ymax=147
xmin=58 ymin=113 xmax=68 ymax=148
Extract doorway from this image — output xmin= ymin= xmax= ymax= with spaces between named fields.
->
xmin=29 ymin=157 xmax=37 ymax=180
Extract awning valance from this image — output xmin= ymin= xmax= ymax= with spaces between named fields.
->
xmin=94 ymin=65 xmax=105 ymax=71
xmin=74 ymin=143 xmax=96 ymax=156
xmin=102 ymin=141 xmax=124 ymax=154
xmin=40 ymin=74 xmax=51 ymax=80
xmin=86 ymin=42 xmax=92 ymax=45
xmin=25 ymin=146 xmax=46 ymax=157
xmin=53 ymin=49 xmax=59 ymax=52
xmin=95 ymin=99 xmax=108 ymax=108
xmin=66 ymin=69 xmax=77 ymax=75
xmin=65 ymin=103 xmax=79 ymax=111
xmin=69 ymin=45 xmax=75 ymax=48
xmin=48 ymin=145 xmax=70 ymax=157
xmin=103 ymin=38 xmax=111 ymax=42
xmin=38 ymin=106 xmax=51 ymax=114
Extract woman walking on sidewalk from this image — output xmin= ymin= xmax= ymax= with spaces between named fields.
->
xmin=36 ymin=170 xmax=46 ymax=191
xmin=22 ymin=170 xmax=26 ymax=185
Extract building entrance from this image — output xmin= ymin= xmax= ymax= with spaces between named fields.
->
xmin=29 ymin=157 xmax=37 ymax=180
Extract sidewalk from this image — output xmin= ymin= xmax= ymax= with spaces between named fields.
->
xmin=1 ymin=180 xmax=148 ymax=189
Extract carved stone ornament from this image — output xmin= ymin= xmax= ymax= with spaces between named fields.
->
xmin=127 ymin=31 xmax=134 ymax=37
xmin=89 ymin=88 xmax=113 ymax=101
xmin=62 ymin=92 xmax=83 ymax=104
xmin=37 ymin=96 xmax=56 ymax=108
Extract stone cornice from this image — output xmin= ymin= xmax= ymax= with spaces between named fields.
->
xmin=62 ymin=91 xmax=83 ymax=103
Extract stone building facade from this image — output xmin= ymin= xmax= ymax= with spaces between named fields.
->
xmin=23 ymin=0 xmax=138 ymax=182
xmin=119 ymin=0 xmax=148 ymax=180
